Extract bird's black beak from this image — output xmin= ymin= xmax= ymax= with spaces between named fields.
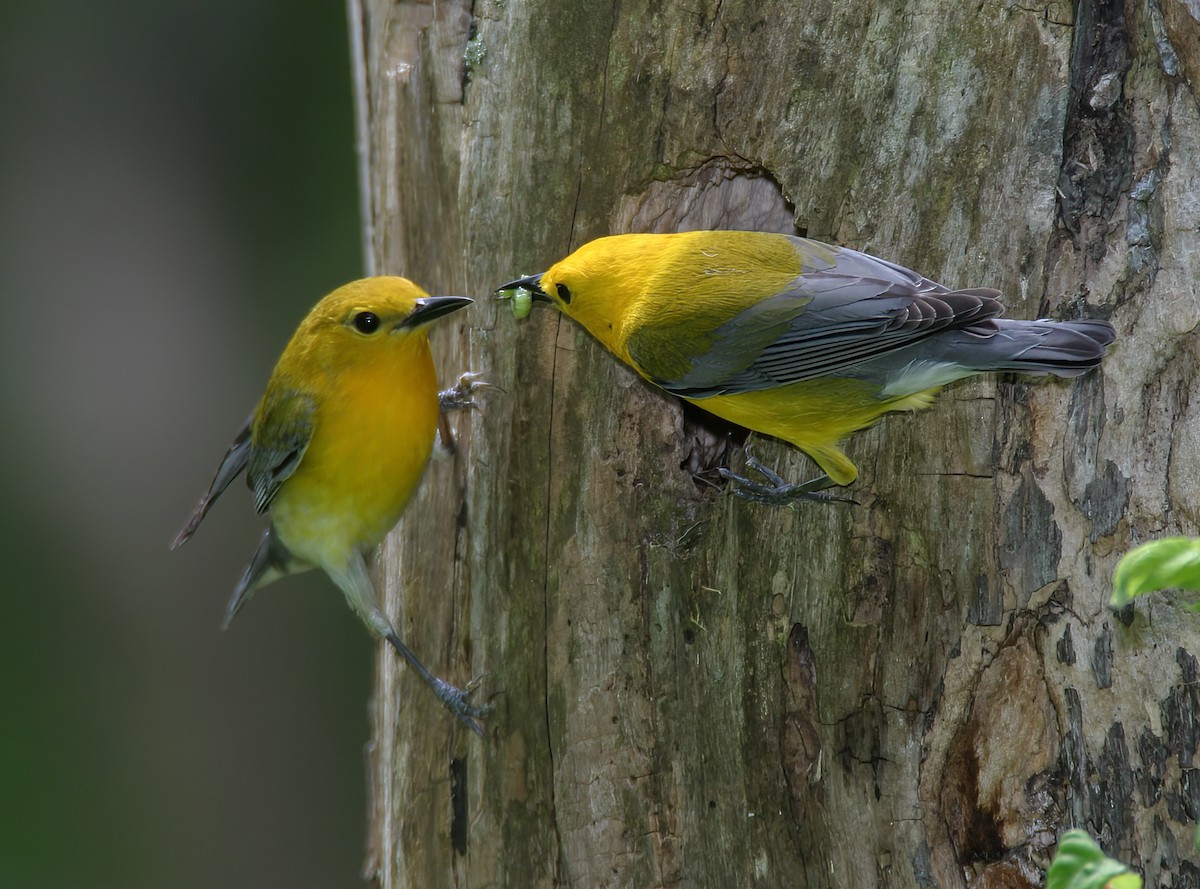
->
xmin=495 ymin=273 xmax=551 ymax=302
xmin=398 ymin=295 xmax=474 ymax=330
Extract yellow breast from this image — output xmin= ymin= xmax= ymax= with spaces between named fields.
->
xmin=696 ymin=379 xmax=941 ymax=485
xmin=270 ymin=338 xmax=440 ymax=570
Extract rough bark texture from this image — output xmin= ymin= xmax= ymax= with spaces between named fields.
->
xmin=351 ymin=0 xmax=1200 ymax=886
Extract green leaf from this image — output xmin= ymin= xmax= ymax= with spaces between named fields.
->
xmin=1047 ymin=830 xmax=1141 ymax=889
xmin=1110 ymin=537 xmax=1200 ymax=608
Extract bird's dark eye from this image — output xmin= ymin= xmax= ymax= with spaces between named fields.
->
xmin=556 ymin=283 xmax=572 ymax=304
xmin=353 ymin=311 xmax=381 ymax=334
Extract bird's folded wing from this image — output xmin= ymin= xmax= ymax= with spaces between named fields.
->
xmin=248 ymin=390 xmax=316 ymax=513
xmin=171 ymin=415 xmax=253 ymax=548
xmin=628 ymin=241 xmax=1002 ymax=398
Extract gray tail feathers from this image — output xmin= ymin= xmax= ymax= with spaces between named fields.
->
xmin=223 ymin=527 xmax=300 ymax=629
xmin=986 ymin=319 xmax=1115 ymax=377
xmin=946 ymin=318 xmax=1116 ymax=377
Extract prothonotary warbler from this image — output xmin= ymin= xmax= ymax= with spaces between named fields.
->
xmin=499 ymin=231 xmax=1115 ymax=501
xmin=173 ymin=276 xmax=489 ymax=735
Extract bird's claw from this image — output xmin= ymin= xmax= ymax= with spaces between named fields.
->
xmin=438 ymin=372 xmax=496 ymax=413
xmin=719 ymin=456 xmax=853 ymax=506
xmin=431 ymin=674 xmax=495 ymax=738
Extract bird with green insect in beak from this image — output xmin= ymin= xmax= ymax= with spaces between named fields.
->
xmin=499 ymin=230 xmax=1115 ymax=502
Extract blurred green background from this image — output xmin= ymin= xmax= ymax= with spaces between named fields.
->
xmin=1 ymin=2 xmax=376 ymax=886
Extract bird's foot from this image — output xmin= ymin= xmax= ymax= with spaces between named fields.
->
xmin=385 ymin=631 xmax=493 ymax=737
xmin=429 ymin=674 xmax=494 ymax=738
xmin=719 ymin=457 xmax=854 ymax=506
xmin=438 ymin=372 xmax=495 ymax=413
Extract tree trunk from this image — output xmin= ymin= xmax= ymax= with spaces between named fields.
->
xmin=351 ymin=0 xmax=1200 ymax=885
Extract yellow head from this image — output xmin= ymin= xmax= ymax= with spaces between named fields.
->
xmin=499 ymin=231 xmax=803 ymax=364
xmin=517 ymin=235 xmax=674 ymax=352
xmin=267 ymin=277 xmax=472 ymax=388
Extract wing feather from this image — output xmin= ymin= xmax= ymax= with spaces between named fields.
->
xmin=248 ymin=390 xmax=316 ymax=513
xmin=626 ymin=237 xmax=1003 ymax=398
xmin=171 ymin=415 xmax=254 ymax=548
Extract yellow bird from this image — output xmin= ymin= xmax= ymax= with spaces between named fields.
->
xmin=173 ymin=276 xmax=488 ymax=735
xmin=500 ymin=231 xmax=1115 ymax=500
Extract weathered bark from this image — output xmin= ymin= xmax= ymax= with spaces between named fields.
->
xmin=351 ymin=0 xmax=1200 ymax=885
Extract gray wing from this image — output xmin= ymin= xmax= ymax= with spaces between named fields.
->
xmin=172 ymin=415 xmax=253 ymax=548
xmin=632 ymin=238 xmax=1002 ymax=398
xmin=247 ymin=390 xmax=316 ymax=514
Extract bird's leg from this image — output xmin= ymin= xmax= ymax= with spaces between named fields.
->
xmin=438 ymin=371 xmax=493 ymax=413
xmin=384 ymin=632 xmax=492 ymax=738
xmin=719 ymin=455 xmax=855 ymax=506
xmin=436 ymin=372 xmax=495 ymax=454
xmin=332 ymin=553 xmax=491 ymax=737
